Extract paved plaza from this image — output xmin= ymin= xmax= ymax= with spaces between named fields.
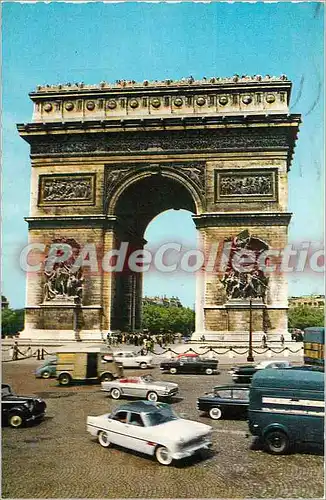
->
xmin=2 ymin=357 xmax=323 ymax=499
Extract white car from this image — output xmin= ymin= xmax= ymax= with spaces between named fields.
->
xmin=113 ymin=351 xmax=153 ymax=369
xmin=87 ymin=401 xmax=213 ymax=466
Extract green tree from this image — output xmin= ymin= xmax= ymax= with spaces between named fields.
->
xmin=288 ymin=305 xmax=324 ymax=331
xmin=142 ymin=304 xmax=195 ymax=335
xmin=1 ymin=308 xmax=25 ymax=338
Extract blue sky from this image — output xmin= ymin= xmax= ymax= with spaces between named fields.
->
xmin=2 ymin=2 xmax=324 ymax=309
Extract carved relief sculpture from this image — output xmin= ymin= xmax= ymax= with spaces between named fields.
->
xmin=215 ymin=169 xmax=277 ymax=202
xmin=39 ymin=175 xmax=95 ymax=205
xmin=221 ymin=230 xmax=269 ymax=301
xmin=43 ymin=238 xmax=84 ymax=304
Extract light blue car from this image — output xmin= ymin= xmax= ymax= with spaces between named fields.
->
xmin=35 ymin=357 xmax=57 ymax=379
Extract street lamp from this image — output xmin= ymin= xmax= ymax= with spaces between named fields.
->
xmin=247 ymin=298 xmax=254 ymax=362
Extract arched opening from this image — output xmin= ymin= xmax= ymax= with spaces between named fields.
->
xmin=111 ymin=173 xmax=199 ymax=331
xmin=143 ymin=208 xmax=197 ymax=309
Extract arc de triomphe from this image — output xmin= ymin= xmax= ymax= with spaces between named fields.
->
xmin=18 ymin=75 xmax=300 ymax=341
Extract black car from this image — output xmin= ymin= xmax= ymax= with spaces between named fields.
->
xmin=1 ymin=384 xmax=46 ymax=428
xmin=160 ymin=356 xmax=218 ymax=375
xmin=229 ymin=360 xmax=291 ymax=384
xmin=197 ymin=385 xmax=250 ymax=420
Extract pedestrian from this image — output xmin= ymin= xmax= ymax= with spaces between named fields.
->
xmin=262 ymin=333 xmax=267 ymax=348
xmin=12 ymin=341 xmax=19 ymax=361
xmin=280 ymin=334 xmax=285 ymax=346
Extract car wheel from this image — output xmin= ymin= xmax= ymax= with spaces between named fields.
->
xmin=58 ymin=373 xmax=71 ymax=386
xmin=42 ymin=371 xmax=51 ymax=379
xmin=155 ymin=445 xmax=173 ymax=465
xmin=98 ymin=431 xmax=111 ymax=448
xmin=205 ymin=368 xmax=213 ymax=375
xmin=140 ymin=362 xmax=148 ymax=369
xmin=110 ymin=388 xmax=121 ymax=400
xmin=169 ymin=367 xmax=177 ymax=374
xmin=264 ymin=430 xmax=290 ymax=455
xmin=209 ymin=407 xmax=222 ymax=420
xmin=147 ymin=391 xmax=158 ymax=402
xmin=9 ymin=413 xmax=24 ymax=428
xmin=100 ymin=373 xmax=114 ymax=382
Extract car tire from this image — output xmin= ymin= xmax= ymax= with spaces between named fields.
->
xmin=209 ymin=407 xmax=222 ymax=420
xmin=140 ymin=362 xmax=148 ymax=369
xmin=147 ymin=391 xmax=158 ymax=402
xmin=205 ymin=368 xmax=213 ymax=375
xmin=264 ymin=430 xmax=290 ymax=455
xmin=98 ymin=431 xmax=111 ymax=448
xmin=100 ymin=373 xmax=114 ymax=382
xmin=155 ymin=445 xmax=173 ymax=466
xmin=58 ymin=373 xmax=72 ymax=386
xmin=169 ymin=368 xmax=177 ymax=374
xmin=42 ymin=371 xmax=51 ymax=379
xmin=110 ymin=388 xmax=121 ymax=400
xmin=9 ymin=412 xmax=24 ymax=428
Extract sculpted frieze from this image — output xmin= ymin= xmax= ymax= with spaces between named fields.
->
xmin=215 ymin=169 xmax=277 ymax=202
xmin=30 ymin=128 xmax=289 ymax=155
xmin=39 ymin=174 xmax=95 ymax=205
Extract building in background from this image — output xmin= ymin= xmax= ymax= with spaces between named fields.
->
xmin=142 ymin=296 xmax=182 ymax=308
xmin=289 ymin=295 xmax=325 ymax=309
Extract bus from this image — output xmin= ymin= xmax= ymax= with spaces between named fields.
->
xmin=303 ymin=327 xmax=324 ymax=367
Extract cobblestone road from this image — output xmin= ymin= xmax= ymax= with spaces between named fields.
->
xmin=2 ymin=359 xmax=324 ymax=498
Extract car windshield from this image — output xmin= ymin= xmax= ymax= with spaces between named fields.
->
xmin=2 ymin=385 xmax=12 ymax=397
xmin=141 ymin=375 xmax=154 ymax=382
xmin=146 ymin=409 xmax=179 ymax=427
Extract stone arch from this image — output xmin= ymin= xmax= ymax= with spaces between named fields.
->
xmin=106 ymin=164 xmax=205 ymax=218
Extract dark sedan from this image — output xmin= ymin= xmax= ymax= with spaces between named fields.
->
xmin=197 ymin=385 xmax=250 ymax=420
xmin=160 ymin=356 xmax=218 ymax=375
xmin=1 ymin=384 xmax=46 ymax=428
xmin=229 ymin=360 xmax=291 ymax=383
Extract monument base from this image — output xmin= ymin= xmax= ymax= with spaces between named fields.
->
xmin=18 ymin=329 xmax=105 ymax=342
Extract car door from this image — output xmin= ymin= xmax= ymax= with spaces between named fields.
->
xmin=230 ymin=388 xmax=250 ymax=417
xmin=216 ymin=389 xmax=233 ymax=413
xmin=125 ymin=412 xmax=153 ymax=455
xmin=108 ymin=410 xmax=130 ymax=447
xmin=178 ymin=357 xmax=191 ymax=373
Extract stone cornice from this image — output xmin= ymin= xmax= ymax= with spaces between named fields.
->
xmin=18 ymin=113 xmax=301 ymax=135
xmin=27 ymin=77 xmax=293 ymax=123
xmin=192 ymin=212 xmax=292 ymax=227
xmin=25 ymin=215 xmax=117 ymax=229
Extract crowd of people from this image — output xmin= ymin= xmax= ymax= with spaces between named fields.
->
xmin=106 ymin=330 xmax=184 ymax=350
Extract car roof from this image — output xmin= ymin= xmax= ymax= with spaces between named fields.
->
xmin=114 ymin=401 xmax=164 ymax=413
xmin=258 ymin=360 xmax=290 ymax=367
xmin=214 ymin=385 xmax=250 ymax=390
xmin=252 ymin=367 xmax=324 ymax=390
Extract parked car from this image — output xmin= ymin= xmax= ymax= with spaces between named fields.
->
xmin=102 ymin=374 xmax=179 ymax=401
xmin=35 ymin=357 xmax=57 ymax=379
xmin=160 ymin=356 xmax=218 ymax=375
xmin=197 ymin=385 xmax=250 ymax=420
xmin=229 ymin=360 xmax=291 ymax=383
xmin=113 ymin=351 xmax=153 ymax=369
xmin=87 ymin=400 xmax=213 ymax=465
xmin=1 ymin=384 xmax=46 ymax=428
